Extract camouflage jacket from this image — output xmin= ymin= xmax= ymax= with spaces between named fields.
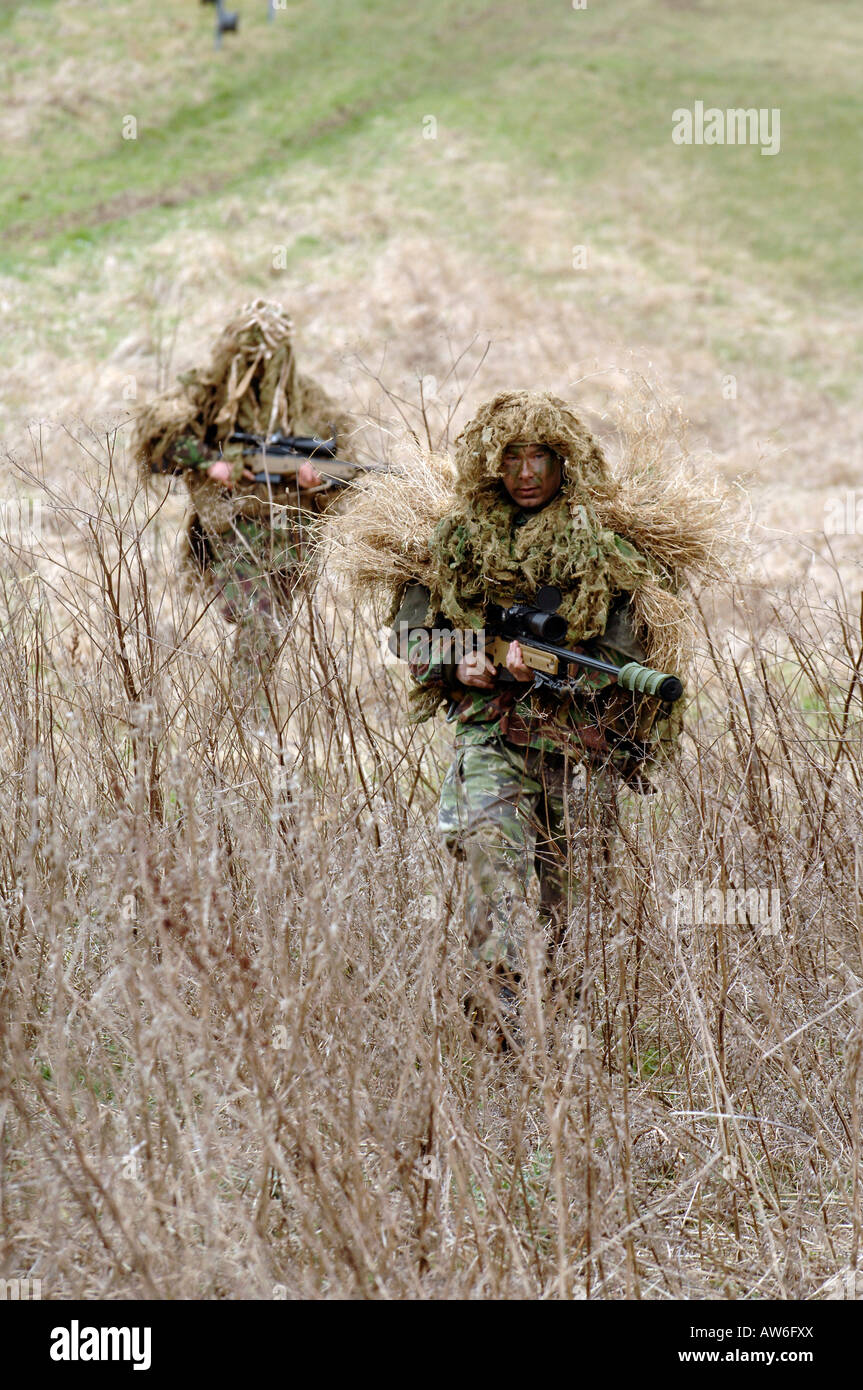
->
xmin=396 ymin=579 xmax=659 ymax=771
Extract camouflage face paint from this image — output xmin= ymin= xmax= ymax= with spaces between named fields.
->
xmin=500 ymin=442 xmax=562 ymax=509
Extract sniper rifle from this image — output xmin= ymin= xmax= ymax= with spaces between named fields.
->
xmin=485 ymin=585 xmax=684 ymax=705
xmin=484 ymin=585 xmax=683 ymax=786
xmin=228 ymin=430 xmax=390 ymax=489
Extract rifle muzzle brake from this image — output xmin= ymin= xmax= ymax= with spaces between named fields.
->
xmin=616 ymin=663 xmax=684 ymax=703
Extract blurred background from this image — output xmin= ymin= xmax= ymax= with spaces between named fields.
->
xmin=1 ymin=0 xmax=861 ymax=590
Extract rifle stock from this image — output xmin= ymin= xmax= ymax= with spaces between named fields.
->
xmin=487 ymin=636 xmax=558 ymax=676
xmin=230 ymin=432 xmax=391 ymax=489
xmin=242 ymin=453 xmax=372 ymax=489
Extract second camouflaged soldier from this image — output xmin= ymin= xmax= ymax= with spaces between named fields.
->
xmin=134 ymin=300 xmax=348 ymax=730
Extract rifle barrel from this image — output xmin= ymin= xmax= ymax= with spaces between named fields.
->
xmin=494 ymin=630 xmax=684 ymax=703
xmin=229 ymin=430 xmax=338 ymax=459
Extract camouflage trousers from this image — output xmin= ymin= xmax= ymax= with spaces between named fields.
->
xmin=438 ymin=737 xmax=618 ymax=976
xmin=207 ymin=517 xmax=308 ymax=724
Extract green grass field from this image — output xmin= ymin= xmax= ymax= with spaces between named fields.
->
xmin=2 ymin=1 xmax=860 ymax=576
xmin=2 ymin=0 xmax=861 ymax=298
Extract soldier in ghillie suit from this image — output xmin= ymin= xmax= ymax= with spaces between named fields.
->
xmin=396 ymin=394 xmax=684 ymax=1033
xmin=325 ymin=388 xmax=730 ymax=1046
xmin=133 ymin=301 xmax=348 ymax=727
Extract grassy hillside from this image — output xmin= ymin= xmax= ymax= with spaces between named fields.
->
xmin=2 ymin=0 xmax=861 ymax=296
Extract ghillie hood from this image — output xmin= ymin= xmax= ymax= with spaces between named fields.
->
xmin=428 ymin=390 xmax=653 ymax=663
xmin=450 ymin=389 xmax=612 ymax=504
xmin=326 ymin=387 xmax=734 ymax=680
xmin=132 ymin=299 xmax=343 ymax=479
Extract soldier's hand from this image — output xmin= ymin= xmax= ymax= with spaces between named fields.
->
xmin=297 ymin=461 xmax=323 ymax=488
xmin=456 ymin=650 xmax=497 ymax=689
xmin=207 ymin=460 xmax=234 ymax=487
xmin=505 ymin=640 xmax=533 ymax=682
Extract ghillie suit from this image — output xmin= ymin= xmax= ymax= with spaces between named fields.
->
xmin=133 ymin=300 xmax=348 ymax=724
xmin=326 ymin=389 xmax=732 ymax=990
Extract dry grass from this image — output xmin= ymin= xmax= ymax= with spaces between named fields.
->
xmin=1 ymin=412 xmax=862 ymax=1300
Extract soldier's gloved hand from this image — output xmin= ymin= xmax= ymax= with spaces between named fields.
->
xmin=456 ymin=650 xmax=497 ymax=689
xmin=297 ymin=461 xmax=323 ymax=488
xmin=504 ymin=640 xmax=532 ymax=682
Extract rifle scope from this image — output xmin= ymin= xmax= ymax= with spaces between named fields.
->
xmin=487 ymin=587 xmax=684 ymax=704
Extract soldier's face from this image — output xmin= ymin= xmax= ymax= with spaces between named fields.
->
xmin=500 ymin=442 xmax=561 ymax=509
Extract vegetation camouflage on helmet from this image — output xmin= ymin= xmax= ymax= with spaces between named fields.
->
xmin=426 ymin=391 xmax=665 ymax=657
xmin=450 ymin=389 xmax=611 ymax=503
xmin=132 ymin=299 xmax=342 ymax=478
